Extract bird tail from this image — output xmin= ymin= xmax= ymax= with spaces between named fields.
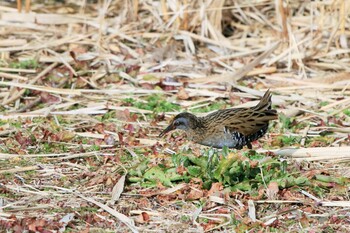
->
xmin=254 ymin=89 xmax=278 ymax=118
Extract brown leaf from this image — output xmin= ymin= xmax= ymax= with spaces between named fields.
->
xmin=137 ymin=198 xmax=151 ymax=208
xmin=207 ymin=182 xmax=223 ymax=196
xmin=249 ymin=160 xmax=259 ymax=168
xmin=186 ymin=188 xmax=203 ymax=200
xmin=124 ymin=124 xmax=135 ymax=134
xmin=14 ymin=132 xmax=34 ymax=148
xmin=56 ymin=131 xmax=75 ymax=142
xmin=202 ymin=221 xmax=217 ymax=231
xmin=300 ymin=214 xmax=310 ymax=228
xmin=122 ymin=109 xmax=138 ymax=122
xmin=94 ymin=123 xmax=105 ymax=134
xmin=28 ymin=222 xmax=37 ymax=232
xmin=40 ymin=92 xmax=60 ymax=104
xmin=266 ymin=182 xmax=279 ymax=200
xmin=106 ymin=177 xmax=113 ymax=186
xmin=281 ymin=190 xmax=295 ymax=200
xmin=104 ymin=123 xmax=116 ymax=132
xmin=217 ymin=208 xmax=229 ymax=214
xmin=176 ymin=166 xmax=186 ymax=175
xmin=140 ymin=83 xmax=155 ymax=90
xmin=141 ymin=212 xmax=150 ymax=222
xmin=177 ymin=87 xmax=190 ymax=100
xmin=110 ymin=175 xmax=126 ymax=204
xmin=117 ymin=132 xmax=124 ymax=146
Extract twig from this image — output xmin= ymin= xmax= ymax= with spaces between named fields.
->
xmin=2 ymin=62 xmax=58 ymax=105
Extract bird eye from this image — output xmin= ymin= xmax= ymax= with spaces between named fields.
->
xmin=174 ymin=121 xmax=180 ymax=126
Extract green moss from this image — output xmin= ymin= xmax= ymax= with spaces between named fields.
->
xmin=10 ymin=59 xmax=39 ymax=69
xmin=123 ymin=94 xmax=181 ymax=113
xmin=343 ymin=109 xmax=350 ymax=117
xmin=102 ymin=110 xmax=116 ymax=121
xmin=279 ymin=114 xmax=292 ymax=129
xmin=180 ymin=215 xmax=190 ymax=222
xmin=42 ymin=143 xmax=53 ymax=153
xmin=10 ymin=121 xmax=22 ymax=128
xmin=88 ymin=145 xmax=100 ymax=151
xmin=276 ymin=135 xmax=301 ymax=146
xmin=320 ymin=101 xmax=329 ymax=107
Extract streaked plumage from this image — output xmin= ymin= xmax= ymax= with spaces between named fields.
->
xmin=159 ymin=89 xmax=278 ymax=149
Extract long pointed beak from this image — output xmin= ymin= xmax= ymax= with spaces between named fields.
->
xmin=159 ymin=124 xmax=175 ymax=137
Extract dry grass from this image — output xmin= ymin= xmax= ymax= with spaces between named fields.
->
xmin=0 ymin=0 xmax=350 ymax=232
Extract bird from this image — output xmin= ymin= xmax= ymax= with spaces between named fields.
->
xmin=159 ymin=89 xmax=278 ymax=149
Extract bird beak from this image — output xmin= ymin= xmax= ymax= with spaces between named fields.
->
xmin=159 ymin=124 xmax=175 ymax=137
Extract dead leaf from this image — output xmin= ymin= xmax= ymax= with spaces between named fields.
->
xmin=56 ymin=131 xmax=75 ymax=142
xmin=94 ymin=123 xmax=105 ymax=134
xmin=186 ymin=188 xmax=203 ymax=200
xmin=176 ymin=166 xmax=186 ymax=175
xmin=177 ymin=87 xmax=190 ymax=100
xmin=40 ymin=92 xmax=60 ymax=104
xmin=266 ymin=182 xmax=279 ymax=200
xmin=123 ymin=109 xmax=138 ymax=122
xmin=110 ymin=175 xmax=126 ymax=204
xmin=59 ymin=213 xmax=75 ymax=233
xmin=300 ymin=214 xmax=310 ymax=228
xmin=141 ymin=212 xmax=150 ymax=222
xmin=207 ymin=182 xmax=223 ymax=196
xmin=77 ymin=194 xmax=138 ymax=233
xmin=201 ymin=221 xmax=217 ymax=231
xmin=248 ymin=200 xmax=256 ymax=222
xmin=14 ymin=132 xmax=34 ymax=148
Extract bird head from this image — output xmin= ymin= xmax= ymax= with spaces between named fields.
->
xmin=159 ymin=112 xmax=198 ymax=137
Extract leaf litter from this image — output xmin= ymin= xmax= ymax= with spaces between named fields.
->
xmin=0 ymin=0 xmax=350 ymax=232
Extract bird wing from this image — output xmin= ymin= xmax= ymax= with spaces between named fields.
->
xmin=222 ymin=109 xmax=277 ymax=136
xmin=204 ymin=89 xmax=278 ymax=136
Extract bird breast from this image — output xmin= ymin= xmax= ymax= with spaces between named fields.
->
xmin=191 ymin=127 xmax=239 ymax=148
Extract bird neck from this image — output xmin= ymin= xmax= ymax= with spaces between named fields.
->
xmin=191 ymin=115 xmax=205 ymax=129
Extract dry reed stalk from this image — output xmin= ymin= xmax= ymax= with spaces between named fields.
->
xmin=259 ymin=147 xmax=350 ymax=160
xmin=0 ymin=81 xmax=82 ymax=96
xmin=2 ymin=62 xmax=58 ymax=105
xmin=76 ymin=194 xmax=138 ymax=233
xmin=0 ymin=72 xmax=28 ymax=81
xmin=0 ymin=67 xmax=37 ymax=73
xmin=0 ymin=165 xmax=40 ymax=174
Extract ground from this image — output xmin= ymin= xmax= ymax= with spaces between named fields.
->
xmin=0 ymin=0 xmax=350 ymax=232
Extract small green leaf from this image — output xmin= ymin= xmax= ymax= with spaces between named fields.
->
xmin=128 ymin=176 xmax=142 ymax=183
xmin=295 ymin=176 xmax=310 ymax=186
xmin=187 ymin=154 xmax=208 ymax=170
xmin=187 ymin=166 xmax=202 ymax=176
xmin=231 ymin=180 xmax=252 ymax=191
xmin=315 ymin=174 xmax=348 ymax=185
xmin=165 ymin=168 xmax=187 ymax=181
xmin=128 ymin=159 xmax=149 ymax=177
xmin=144 ymin=166 xmax=172 ymax=187
xmin=213 ymin=157 xmax=236 ymax=181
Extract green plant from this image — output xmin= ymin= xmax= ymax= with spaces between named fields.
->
xmin=10 ymin=59 xmax=39 ymax=69
xmin=123 ymin=94 xmax=181 ymax=113
xmin=127 ymin=148 xmax=313 ymax=193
